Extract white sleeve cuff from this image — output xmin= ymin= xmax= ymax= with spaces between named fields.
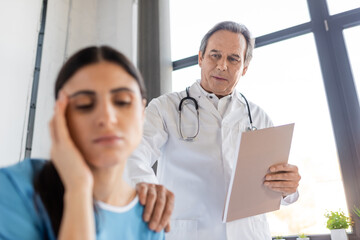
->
xmin=281 ymin=190 xmax=299 ymax=205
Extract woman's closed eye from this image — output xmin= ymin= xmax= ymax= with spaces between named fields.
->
xmin=76 ymin=103 xmax=94 ymax=110
xmin=113 ymin=92 xmax=133 ymax=107
xmin=70 ymin=95 xmax=95 ymax=110
xmin=114 ymin=100 xmax=131 ymax=107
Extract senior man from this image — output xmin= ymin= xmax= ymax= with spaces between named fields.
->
xmin=129 ymin=21 xmax=301 ymax=240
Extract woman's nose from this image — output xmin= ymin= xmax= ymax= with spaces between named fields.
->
xmin=96 ymin=102 xmax=117 ymax=127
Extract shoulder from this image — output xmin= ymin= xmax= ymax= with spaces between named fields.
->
xmin=145 ymin=91 xmax=184 ymax=126
xmin=248 ymin=101 xmax=271 ymax=118
xmin=246 ymin=100 xmax=274 ymax=128
xmin=0 ymin=159 xmax=47 ymax=191
xmin=0 ymin=159 xmax=49 ymax=239
xmin=147 ymin=91 xmax=183 ymax=110
xmin=131 ymin=201 xmax=165 ymax=239
xmin=96 ymin=197 xmax=164 ymax=240
xmin=146 ymin=82 xmax=198 ymax=115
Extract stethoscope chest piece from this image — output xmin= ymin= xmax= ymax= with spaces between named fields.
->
xmin=247 ymin=125 xmax=257 ymax=131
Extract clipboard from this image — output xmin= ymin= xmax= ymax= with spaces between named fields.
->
xmin=223 ymin=123 xmax=295 ymax=222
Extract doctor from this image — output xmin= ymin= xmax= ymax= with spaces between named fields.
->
xmin=127 ymin=21 xmax=301 ymax=239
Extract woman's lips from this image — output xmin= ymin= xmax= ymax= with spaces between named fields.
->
xmin=93 ymin=135 xmax=123 ymax=144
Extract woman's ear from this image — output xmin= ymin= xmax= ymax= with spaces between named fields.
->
xmin=142 ymin=99 xmax=147 ymax=118
xmin=142 ymin=99 xmax=147 ymax=108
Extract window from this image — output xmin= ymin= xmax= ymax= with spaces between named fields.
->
xmin=169 ymin=0 xmax=309 ymax=61
xmin=172 ymin=65 xmax=200 ymax=93
xmin=240 ymin=34 xmax=348 ymax=235
xmin=327 ymin=0 xmax=360 ymax=15
xmin=344 ymin=25 xmax=360 ymax=106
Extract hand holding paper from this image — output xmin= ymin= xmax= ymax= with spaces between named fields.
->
xmin=264 ymin=163 xmax=301 ymax=197
xmin=223 ymin=123 xmax=297 ymax=222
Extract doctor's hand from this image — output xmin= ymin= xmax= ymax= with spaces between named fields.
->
xmin=264 ymin=163 xmax=301 ymax=197
xmin=136 ymin=183 xmax=174 ymax=233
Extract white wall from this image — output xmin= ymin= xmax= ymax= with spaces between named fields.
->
xmin=0 ymin=0 xmax=43 ymax=167
xmin=64 ymin=0 xmax=136 ymax=59
xmin=0 ymin=0 xmax=138 ymax=164
xmin=31 ymin=0 xmax=138 ymax=159
xmin=30 ymin=0 xmax=71 ymax=159
xmin=97 ymin=0 xmax=136 ymax=60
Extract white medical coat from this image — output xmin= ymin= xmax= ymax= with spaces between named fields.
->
xmin=125 ymin=80 xmax=299 ymax=240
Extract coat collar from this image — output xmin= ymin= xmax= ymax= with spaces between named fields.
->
xmin=191 ymin=79 xmax=246 ymax=107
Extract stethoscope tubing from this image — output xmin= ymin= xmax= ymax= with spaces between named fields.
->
xmin=178 ymin=87 xmax=256 ymax=141
xmin=239 ymin=92 xmax=256 ymax=131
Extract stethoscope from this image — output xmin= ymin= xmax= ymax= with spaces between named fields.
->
xmin=178 ymin=87 xmax=257 ymax=141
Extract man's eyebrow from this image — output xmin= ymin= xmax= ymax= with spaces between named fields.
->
xmin=229 ymin=54 xmax=241 ymax=59
xmin=209 ymin=50 xmax=241 ymax=58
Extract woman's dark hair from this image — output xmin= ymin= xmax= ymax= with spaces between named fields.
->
xmin=34 ymin=46 xmax=146 ymax=236
xmin=55 ymin=46 xmax=146 ymax=99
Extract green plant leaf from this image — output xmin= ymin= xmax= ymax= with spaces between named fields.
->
xmin=324 ymin=210 xmax=352 ymax=230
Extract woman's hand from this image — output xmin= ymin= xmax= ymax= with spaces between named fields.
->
xmin=51 ymin=91 xmax=96 ymax=240
xmin=49 ymin=90 xmax=93 ymax=193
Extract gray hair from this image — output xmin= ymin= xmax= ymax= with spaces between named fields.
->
xmin=199 ymin=21 xmax=255 ymax=66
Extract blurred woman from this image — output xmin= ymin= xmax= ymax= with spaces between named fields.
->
xmin=0 ymin=46 xmax=164 ymax=240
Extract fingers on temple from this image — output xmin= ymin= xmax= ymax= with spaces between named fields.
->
xmin=54 ymin=91 xmax=70 ymax=142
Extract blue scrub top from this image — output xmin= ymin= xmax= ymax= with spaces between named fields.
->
xmin=0 ymin=159 xmax=164 ymax=240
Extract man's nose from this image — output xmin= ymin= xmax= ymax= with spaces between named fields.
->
xmin=216 ymin=57 xmax=227 ymax=71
